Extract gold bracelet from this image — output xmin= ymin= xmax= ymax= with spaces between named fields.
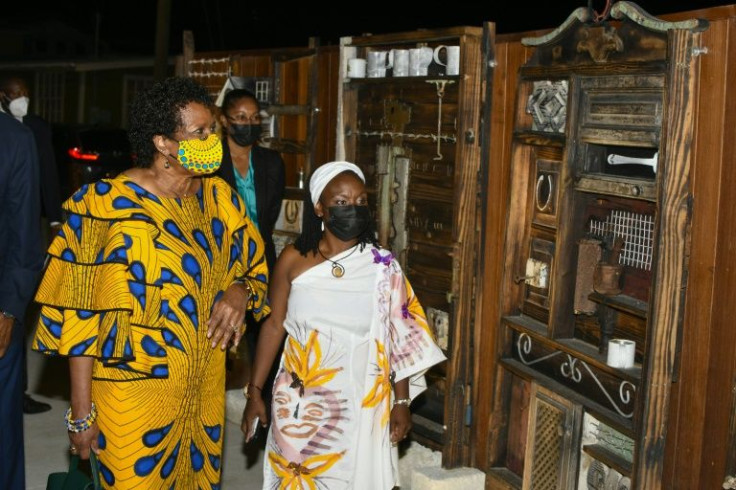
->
xmin=233 ymin=279 xmax=254 ymax=299
xmin=243 ymin=382 xmax=262 ymax=400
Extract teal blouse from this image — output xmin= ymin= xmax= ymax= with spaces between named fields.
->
xmin=233 ymin=154 xmax=260 ymax=231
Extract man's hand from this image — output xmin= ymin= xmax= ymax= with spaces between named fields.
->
xmin=0 ymin=315 xmax=14 ymax=359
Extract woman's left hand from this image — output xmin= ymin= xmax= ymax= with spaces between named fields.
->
xmin=207 ymin=282 xmax=250 ymax=350
xmin=389 ymin=404 xmax=412 ymax=444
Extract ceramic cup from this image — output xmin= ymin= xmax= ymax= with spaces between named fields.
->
xmin=367 ymin=51 xmax=390 ymax=78
xmin=434 ymin=45 xmax=460 ymax=76
xmin=347 ymin=58 xmax=367 ymax=78
xmin=342 ymin=46 xmax=357 ymax=79
xmin=390 ymin=49 xmax=410 ymax=77
xmin=409 ymin=47 xmax=433 ymax=76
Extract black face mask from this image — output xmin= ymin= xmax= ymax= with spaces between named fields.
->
xmin=229 ymin=123 xmax=261 ymax=147
xmin=326 ymin=205 xmax=370 ymax=241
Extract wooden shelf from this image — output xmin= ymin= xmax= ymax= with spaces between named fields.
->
xmin=588 ymin=291 xmax=648 ymax=320
xmin=503 ymin=314 xmax=642 ymax=382
xmin=345 ymin=26 xmax=482 ymax=46
xmin=583 ymin=443 xmax=633 ymax=477
xmin=266 ymin=104 xmax=311 ymax=116
xmin=512 ymin=130 xmax=566 ymax=147
xmin=344 ymin=75 xmax=461 ymax=84
xmin=575 ymin=174 xmax=657 ymax=202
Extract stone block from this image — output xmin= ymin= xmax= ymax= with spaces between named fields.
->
xmin=410 ymin=465 xmax=486 ymax=490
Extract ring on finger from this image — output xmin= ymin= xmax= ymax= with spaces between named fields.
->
xmin=230 ymin=323 xmax=238 ymax=331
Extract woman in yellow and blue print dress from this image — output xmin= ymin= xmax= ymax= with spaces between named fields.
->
xmin=32 ymin=77 xmax=269 ymax=489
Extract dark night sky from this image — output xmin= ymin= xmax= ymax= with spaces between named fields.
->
xmin=9 ymin=0 xmax=735 ymax=57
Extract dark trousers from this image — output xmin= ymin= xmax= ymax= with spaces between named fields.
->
xmin=22 ymin=302 xmax=41 ymax=394
xmin=0 ymin=320 xmax=26 ymax=490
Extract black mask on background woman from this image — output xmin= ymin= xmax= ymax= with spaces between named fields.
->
xmin=327 ymin=205 xmax=370 ymax=241
xmin=229 ymin=123 xmax=261 ymax=147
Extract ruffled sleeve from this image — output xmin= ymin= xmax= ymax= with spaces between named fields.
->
xmin=32 ymin=181 xmax=166 ymax=380
xmin=387 ymin=259 xmax=447 ymax=400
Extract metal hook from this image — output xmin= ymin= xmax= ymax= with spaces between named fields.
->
xmin=426 ymin=80 xmax=455 ymax=161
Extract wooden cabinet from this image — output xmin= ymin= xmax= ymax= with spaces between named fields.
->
xmin=335 ymin=25 xmax=492 ymax=464
xmin=481 ymin=3 xmax=706 ymax=489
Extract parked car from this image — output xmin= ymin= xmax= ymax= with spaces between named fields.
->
xmin=52 ymin=124 xmax=134 ymax=199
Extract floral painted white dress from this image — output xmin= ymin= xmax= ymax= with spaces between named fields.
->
xmin=263 ymin=245 xmax=446 ymax=489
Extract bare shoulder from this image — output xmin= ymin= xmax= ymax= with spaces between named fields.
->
xmin=276 ymin=244 xmax=320 ymax=283
xmin=276 ymin=244 xmax=300 ymax=269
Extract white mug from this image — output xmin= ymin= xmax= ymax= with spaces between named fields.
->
xmin=342 ymin=46 xmax=357 ymax=79
xmin=390 ymin=49 xmax=410 ymax=77
xmin=434 ymin=45 xmax=460 ymax=76
xmin=409 ymin=47 xmax=433 ymax=77
xmin=347 ymin=58 xmax=367 ymax=78
xmin=367 ymin=51 xmax=390 ymax=78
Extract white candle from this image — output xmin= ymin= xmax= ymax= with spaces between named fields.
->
xmin=607 ymin=339 xmax=636 ymax=368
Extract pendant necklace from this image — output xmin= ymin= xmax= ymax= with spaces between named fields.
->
xmin=318 ymin=244 xmax=359 ymax=278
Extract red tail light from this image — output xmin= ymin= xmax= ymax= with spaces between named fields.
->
xmin=68 ymin=147 xmax=99 ymax=161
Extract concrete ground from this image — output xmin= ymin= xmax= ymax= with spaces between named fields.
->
xmin=22 ymin=331 xmax=465 ymax=489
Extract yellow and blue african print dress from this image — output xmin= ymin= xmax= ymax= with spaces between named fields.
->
xmin=33 ymin=174 xmax=269 ymax=489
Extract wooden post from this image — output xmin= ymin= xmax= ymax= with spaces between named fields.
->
xmin=153 ymin=0 xmax=172 ymax=81
xmin=181 ymin=31 xmax=195 ymax=78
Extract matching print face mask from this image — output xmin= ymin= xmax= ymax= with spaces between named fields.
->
xmin=174 ymin=133 xmax=222 ymax=174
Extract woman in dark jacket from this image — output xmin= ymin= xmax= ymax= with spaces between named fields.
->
xmin=218 ymin=89 xmax=285 ymax=272
xmin=218 ymin=89 xmax=285 ymax=418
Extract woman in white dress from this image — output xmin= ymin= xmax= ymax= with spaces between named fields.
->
xmin=242 ymin=161 xmax=446 ymax=489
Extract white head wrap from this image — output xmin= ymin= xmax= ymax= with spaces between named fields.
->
xmin=309 ymin=161 xmax=365 ymax=207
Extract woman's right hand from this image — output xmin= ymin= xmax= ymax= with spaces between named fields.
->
xmin=242 ymin=393 xmax=268 ymax=443
xmin=69 ymin=421 xmax=100 ymax=460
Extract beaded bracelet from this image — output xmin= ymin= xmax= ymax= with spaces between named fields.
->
xmin=65 ymin=402 xmax=98 ymax=433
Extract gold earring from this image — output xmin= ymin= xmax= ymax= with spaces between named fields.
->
xmin=163 ymin=159 xmax=170 ymax=169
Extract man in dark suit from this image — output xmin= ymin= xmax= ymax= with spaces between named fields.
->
xmin=1 ymin=76 xmax=62 ymax=414
xmin=0 ymin=77 xmax=63 ymax=229
xmin=0 ymin=111 xmax=44 ymax=490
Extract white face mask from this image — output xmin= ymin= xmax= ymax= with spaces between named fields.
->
xmin=8 ymin=96 xmax=29 ymax=119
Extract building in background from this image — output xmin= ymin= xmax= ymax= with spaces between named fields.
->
xmin=0 ymin=17 xmax=172 ymax=128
